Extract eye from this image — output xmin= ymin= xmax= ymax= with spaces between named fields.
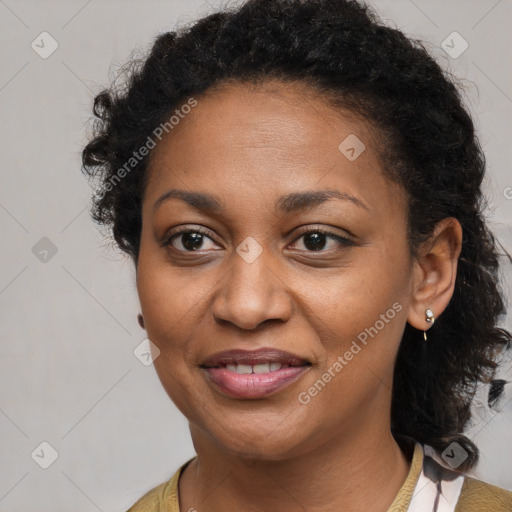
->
xmin=162 ymin=228 xmax=220 ymax=252
xmin=289 ymin=228 xmax=354 ymax=253
xmin=162 ymin=226 xmax=355 ymax=254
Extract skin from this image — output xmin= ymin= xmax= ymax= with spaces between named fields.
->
xmin=135 ymin=79 xmax=463 ymax=512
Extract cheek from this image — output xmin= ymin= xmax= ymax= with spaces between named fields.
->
xmin=306 ymin=242 xmax=410 ymax=387
xmin=295 ymin=296 xmax=407 ymax=434
xmin=137 ymin=250 xmax=210 ymax=346
xmin=137 ymin=264 xmax=210 ymax=418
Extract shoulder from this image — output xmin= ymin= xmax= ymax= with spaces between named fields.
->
xmin=407 ymin=442 xmax=512 ymax=512
xmin=125 ymin=457 xmax=196 ymax=512
xmin=455 ymin=476 xmax=512 ymax=512
xmin=125 ymin=481 xmax=169 ymax=512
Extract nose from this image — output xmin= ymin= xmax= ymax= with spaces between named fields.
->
xmin=211 ymin=250 xmax=293 ymax=330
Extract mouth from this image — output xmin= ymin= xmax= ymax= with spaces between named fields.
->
xmin=200 ymin=347 xmax=311 ymax=368
xmin=204 ymin=361 xmax=305 ymax=373
xmin=200 ymin=348 xmax=312 ymax=399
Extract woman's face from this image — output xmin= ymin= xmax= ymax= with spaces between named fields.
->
xmin=137 ymin=80 xmax=415 ymax=460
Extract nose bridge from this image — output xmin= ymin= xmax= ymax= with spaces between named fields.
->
xmin=211 ymin=244 xmax=291 ymax=330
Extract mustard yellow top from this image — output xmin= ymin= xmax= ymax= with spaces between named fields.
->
xmin=126 ymin=442 xmax=512 ymax=511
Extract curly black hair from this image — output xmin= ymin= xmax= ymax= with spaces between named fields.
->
xmin=81 ymin=0 xmax=511 ymax=471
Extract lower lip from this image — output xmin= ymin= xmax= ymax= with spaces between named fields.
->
xmin=202 ymin=366 xmax=310 ymax=399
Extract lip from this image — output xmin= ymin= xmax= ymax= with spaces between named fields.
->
xmin=202 ymin=366 xmax=311 ymax=399
xmin=201 ymin=347 xmax=310 ymax=368
xmin=200 ymin=347 xmax=311 ymax=399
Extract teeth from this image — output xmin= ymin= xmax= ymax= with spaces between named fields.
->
xmin=253 ymin=363 xmax=270 ymax=374
xmin=237 ymin=364 xmax=253 ymax=374
xmin=224 ymin=362 xmax=288 ymax=374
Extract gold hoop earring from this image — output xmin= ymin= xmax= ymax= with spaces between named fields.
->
xmin=423 ymin=309 xmax=435 ymax=342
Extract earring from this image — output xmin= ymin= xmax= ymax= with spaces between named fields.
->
xmin=137 ymin=314 xmax=145 ymax=329
xmin=423 ymin=309 xmax=435 ymax=342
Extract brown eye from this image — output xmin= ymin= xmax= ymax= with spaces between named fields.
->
xmin=163 ymin=228 xmax=220 ymax=252
xmin=290 ymin=229 xmax=354 ymax=253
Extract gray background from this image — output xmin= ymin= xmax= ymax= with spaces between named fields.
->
xmin=1 ymin=0 xmax=511 ymax=511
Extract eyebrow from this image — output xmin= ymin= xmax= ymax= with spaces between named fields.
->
xmin=152 ymin=188 xmax=369 ymax=214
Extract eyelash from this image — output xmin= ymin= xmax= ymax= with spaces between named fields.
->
xmin=162 ymin=226 xmax=355 ymax=254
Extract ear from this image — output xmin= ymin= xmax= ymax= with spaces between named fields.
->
xmin=407 ymin=217 xmax=463 ymax=333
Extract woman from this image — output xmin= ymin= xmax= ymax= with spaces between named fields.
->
xmin=81 ymin=0 xmax=512 ymax=510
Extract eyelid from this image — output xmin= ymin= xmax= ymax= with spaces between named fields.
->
xmin=291 ymin=224 xmax=355 ymax=242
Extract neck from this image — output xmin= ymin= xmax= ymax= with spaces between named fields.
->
xmin=178 ymin=423 xmax=412 ymax=512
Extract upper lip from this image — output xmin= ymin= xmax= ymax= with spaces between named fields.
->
xmin=201 ymin=348 xmax=311 ymax=368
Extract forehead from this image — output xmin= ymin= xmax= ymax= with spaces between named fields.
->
xmin=144 ymin=79 xmax=405 ymax=218
xmin=151 ymin=79 xmax=370 ymax=162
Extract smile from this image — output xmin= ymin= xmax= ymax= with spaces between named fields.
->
xmin=200 ymin=347 xmax=312 ymax=399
